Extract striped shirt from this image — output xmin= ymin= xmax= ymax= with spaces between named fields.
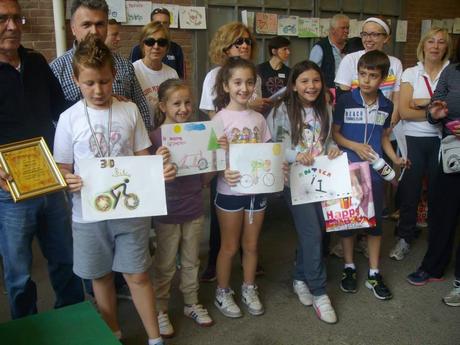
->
xmin=50 ymin=47 xmax=152 ymax=131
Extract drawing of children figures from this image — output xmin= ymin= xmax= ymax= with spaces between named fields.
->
xmin=252 ymin=126 xmax=260 ymax=143
xmin=240 ymin=127 xmax=252 ymax=143
xmin=231 ymin=128 xmax=241 ymax=143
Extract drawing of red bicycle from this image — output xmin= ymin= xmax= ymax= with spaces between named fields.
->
xmin=94 ymin=178 xmax=139 ymax=212
xmin=173 ymin=151 xmax=208 ymax=171
xmin=240 ymin=159 xmax=275 ymax=188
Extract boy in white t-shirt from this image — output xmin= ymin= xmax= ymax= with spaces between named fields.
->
xmin=53 ymin=36 xmax=175 ymax=345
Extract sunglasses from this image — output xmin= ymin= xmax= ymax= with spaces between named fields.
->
xmin=143 ymin=37 xmax=169 ymax=47
xmin=151 ymin=8 xmax=170 ymax=16
xmin=232 ymin=37 xmax=252 ymax=47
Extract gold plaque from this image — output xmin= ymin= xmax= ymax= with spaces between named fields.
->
xmin=0 ymin=137 xmax=67 ymax=202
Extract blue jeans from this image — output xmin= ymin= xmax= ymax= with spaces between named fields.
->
xmin=0 ymin=190 xmax=84 ymax=319
xmin=284 ymin=188 xmax=327 ymax=296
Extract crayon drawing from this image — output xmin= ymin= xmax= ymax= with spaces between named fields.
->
xmin=255 ymin=12 xmax=278 ymax=35
xmin=230 ymin=143 xmax=284 ymax=194
xmin=125 ymin=1 xmax=151 ymax=26
xmin=162 ymin=121 xmax=225 ymax=176
xmin=290 ymin=154 xmax=352 ymax=205
xmin=179 ymin=6 xmax=207 ymax=29
xmin=298 ymin=17 xmax=320 ymax=38
xmin=277 ymin=15 xmax=299 ymax=36
xmin=80 ymin=156 xmax=167 ymax=221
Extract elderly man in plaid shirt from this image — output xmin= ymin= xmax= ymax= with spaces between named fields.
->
xmin=50 ymin=0 xmax=152 ymax=132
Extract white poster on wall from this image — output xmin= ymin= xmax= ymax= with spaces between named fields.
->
xmin=453 ymin=18 xmax=460 ymax=34
xmin=421 ymin=19 xmax=432 ymax=37
xmin=107 ymin=0 xmax=126 ymax=22
xmin=396 ymin=20 xmax=408 ymax=42
xmin=179 ymin=6 xmax=207 ymax=29
xmin=125 ymin=1 xmax=151 ymax=26
xmin=319 ymin=18 xmax=331 ymax=37
xmin=277 ymin=15 xmax=299 ymax=36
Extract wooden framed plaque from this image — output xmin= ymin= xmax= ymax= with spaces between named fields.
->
xmin=0 ymin=137 xmax=67 ymax=202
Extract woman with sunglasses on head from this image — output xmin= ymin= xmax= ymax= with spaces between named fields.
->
xmin=199 ymin=22 xmax=272 ymax=120
xmin=133 ymin=22 xmax=178 ymax=128
xmin=199 ymin=22 xmax=271 ymax=283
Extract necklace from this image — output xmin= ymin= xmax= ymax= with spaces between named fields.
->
xmin=84 ymin=99 xmax=113 ymax=158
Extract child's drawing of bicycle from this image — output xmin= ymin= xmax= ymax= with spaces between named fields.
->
xmin=239 ymin=159 xmax=275 ymax=188
xmin=94 ymin=178 xmax=139 ymax=212
xmin=173 ymin=151 xmax=208 ymax=171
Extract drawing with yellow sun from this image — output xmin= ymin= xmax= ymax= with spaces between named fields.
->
xmin=173 ymin=124 xmax=182 ymax=134
xmin=272 ymin=143 xmax=281 ymax=156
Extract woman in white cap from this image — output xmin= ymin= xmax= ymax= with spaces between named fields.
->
xmin=335 ymin=17 xmax=402 ymax=126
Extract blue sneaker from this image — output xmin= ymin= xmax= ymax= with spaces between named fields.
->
xmin=407 ymin=269 xmax=444 ymax=286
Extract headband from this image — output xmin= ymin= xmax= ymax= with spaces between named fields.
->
xmin=362 ymin=17 xmax=390 ymax=35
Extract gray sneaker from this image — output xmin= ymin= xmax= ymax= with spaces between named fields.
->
xmin=389 ymin=238 xmax=410 ymax=261
xmin=215 ymin=288 xmax=242 ymax=318
xmin=443 ymin=283 xmax=460 ymax=307
xmin=241 ymin=284 xmax=264 ymax=316
xmin=293 ymin=280 xmax=313 ymax=306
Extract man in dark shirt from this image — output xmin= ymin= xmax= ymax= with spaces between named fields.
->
xmin=0 ymin=0 xmax=84 ymax=319
xmin=130 ymin=7 xmax=185 ymax=79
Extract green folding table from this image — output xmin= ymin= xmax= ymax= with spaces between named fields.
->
xmin=0 ymin=301 xmax=121 ymax=345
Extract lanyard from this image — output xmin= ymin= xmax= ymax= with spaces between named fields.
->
xmin=361 ymin=95 xmax=377 ymax=145
xmin=84 ymin=99 xmax=113 ymax=158
xmin=422 ymin=75 xmax=433 ymax=97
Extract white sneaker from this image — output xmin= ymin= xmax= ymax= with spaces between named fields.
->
xmin=241 ymin=284 xmax=264 ymax=316
xmin=293 ymin=280 xmax=313 ymax=306
xmin=184 ymin=304 xmax=214 ymax=326
xmin=214 ymin=288 xmax=242 ymax=318
xmin=389 ymin=238 xmax=410 ymax=261
xmin=157 ymin=311 xmax=174 ymax=338
xmin=313 ymin=294 xmax=337 ymax=324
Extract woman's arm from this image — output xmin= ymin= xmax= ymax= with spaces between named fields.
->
xmin=399 ymin=83 xmax=427 ymax=122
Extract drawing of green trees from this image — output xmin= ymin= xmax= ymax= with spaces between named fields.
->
xmin=208 ymin=127 xmax=220 ymax=171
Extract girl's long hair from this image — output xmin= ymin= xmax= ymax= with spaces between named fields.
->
xmin=213 ymin=57 xmax=257 ymax=112
xmin=274 ymin=60 xmax=330 ymax=146
xmin=154 ymin=78 xmax=190 ymax=129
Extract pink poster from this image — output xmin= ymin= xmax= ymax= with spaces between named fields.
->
xmin=321 ymin=161 xmax=376 ymax=232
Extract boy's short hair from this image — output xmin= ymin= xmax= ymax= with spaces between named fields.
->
xmin=108 ymin=18 xmax=119 ymax=26
xmin=72 ymin=35 xmax=114 ymax=78
xmin=150 ymin=7 xmax=170 ymax=21
xmin=357 ymin=50 xmax=390 ymax=79
xmin=268 ymin=36 xmax=290 ymax=56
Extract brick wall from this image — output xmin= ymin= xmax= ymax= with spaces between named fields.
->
xmin=17 ymin=0 xmax=460 ymax=74
xmin=18 ymin=0 xmax=193 ymax=79
xmin=403 ymin=0 xmax=460 ymax=67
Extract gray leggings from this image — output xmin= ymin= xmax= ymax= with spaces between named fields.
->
xmin=284 ymin=188 xmax=327 ymax=296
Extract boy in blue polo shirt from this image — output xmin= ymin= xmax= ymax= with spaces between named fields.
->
xmin=332 ymin=50 xmax=405 ymax=300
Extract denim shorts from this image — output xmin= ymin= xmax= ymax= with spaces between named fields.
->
xmin=215 ymin=192 xmax=267 ymax=213
xmin=72 ymin=217 xmax=151 ymax=279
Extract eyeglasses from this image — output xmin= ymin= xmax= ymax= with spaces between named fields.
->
xmin=360 ymin=32 xmax=387 ymax=39
xmin=143 ymin=37 xmax=169 ymax=47
xmin=232 ymin=37 xmax=252 ymax=47
xmin=0 ymin=14 xmax=26 ymax=26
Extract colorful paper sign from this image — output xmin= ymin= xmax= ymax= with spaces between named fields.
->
xmin=278 ymin=15 xmax=299 ymax=36
xmin=298 ymin=17 xmax=320 ymax=38
xmin=290 ymin=154 xmax=352 ymax=205
xmin=255 ymin=12 xmax=278 ymax=35
xmin=162 ymin=121 xmax=226 ymax=177
xmin=321 ymin=161 xmax=376 ymax=232
xmin=80 ymin=156 xmax=167 ymax=221
xmin=230 ymin=143 xmax=285 ymax=194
